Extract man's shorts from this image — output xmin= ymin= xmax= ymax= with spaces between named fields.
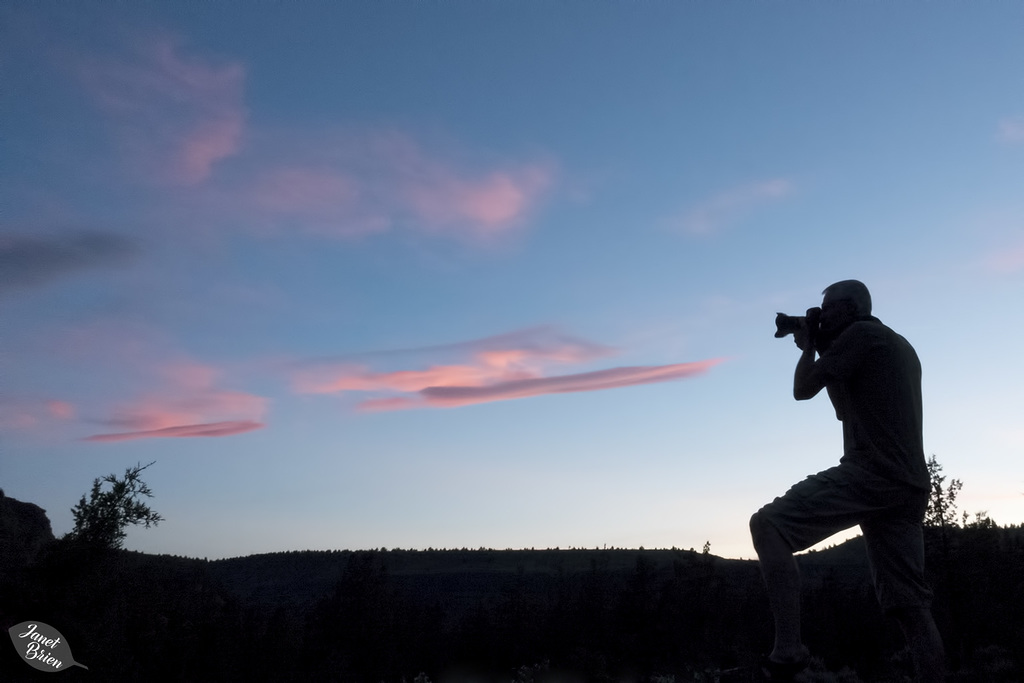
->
xmin=755 ymin=464 xmax=933 ymax=613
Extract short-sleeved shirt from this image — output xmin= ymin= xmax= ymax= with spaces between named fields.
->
xmin=816 ymin=318 xmax=929 ymax=491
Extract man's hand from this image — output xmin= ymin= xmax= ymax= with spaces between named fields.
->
xmin=793 ymin=307 xmax=821 ymax=353
xmin=793 ymin=327 xmax=812 ymax=352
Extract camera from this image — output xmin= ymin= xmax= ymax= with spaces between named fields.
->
xmin=774 ymin=307 xmax=822 ymax=343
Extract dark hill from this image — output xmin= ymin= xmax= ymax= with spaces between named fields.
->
xmin=206 ymin=546 xmax=758 ymax=609
xmin=3 ymin=522 xmax=1022 ymax=681
xmin=202 ymin=541 xmax=880 ymax=619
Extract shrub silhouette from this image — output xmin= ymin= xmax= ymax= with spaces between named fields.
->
xmin=66 ymin=461 xmax=163 ymax=549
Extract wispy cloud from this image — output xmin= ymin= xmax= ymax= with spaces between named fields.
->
xmin=74 ymin=35 xmax=552 ymax=243
xmin=997 ymin=116 xmax=1024 ymax=145
xmin=78 ymin=36 xmax=246 ymax=185
xmin=0 ymin=398 xmax=78 ymax=432
xmin=297 ymin=363 xmax=528 ymax=396
xmin=300 ymin=325 xmax=613 ymax=370
xmin=399 ymin=159 xmax=554 ymax=238
xmin=46 ymin=400 xmax=77 ymax=420
xmin=293 ymin=327 xmax=722 ymax=411
xmin=669 ymin=178 xmax=795 ymax=235
xmin=224 ymin=130 xmax=556 ymax=241
xmin=85 ymin=361 xmax=268 ymax=442
xmin=84 ymin=420 xmax=263 ymax=442
xmin=412 ymin=360 xmax=722 ymax=409
xmin=293 ymin=326 xmax=613 ymax=394
xmin=360 ymin=131 xmax=556 ymax=239
xmin=0 ymin=231 xmax=137 ymax=295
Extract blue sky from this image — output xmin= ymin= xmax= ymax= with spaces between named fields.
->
xmin=2 ymin=2 xmax=1022 ymax=560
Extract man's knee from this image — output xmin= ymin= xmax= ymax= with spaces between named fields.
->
xmin=751 ymin=510 xmax=797 ymax=559
xmin=749 ymin=510 xmax=764 ymax=542
xmin=750 ymin=510 xmax=775 ymax=550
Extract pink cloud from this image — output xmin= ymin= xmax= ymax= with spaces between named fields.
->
xmin=214 ymin=129 xmax=555 ymax=241
xmin=358 ymin=397 xmax=422 ymax=413
xmin=73 ymin=38 xmax=553 ymax=243
xmin=46 ymin=400 xmax=77 ymax=420
xmin=0 ymin=411 xmax=38 ymax=431
xmin=386 ymin=135 xmax=555 ymax=238
xmin=99 ymin=388 xmax=267 ymax=432
xmin=293 ymin=327 xmax=722 ymax=412
xmin=86 ymin=361 xmax=268 ymax=442
xmin=83 ymin=420 xmax=263 ymax=442
xmin=293 ymin=326 xmax=612 ymax=396
xmin=671 ymin=178 xmax=795 ymax=235
xmin=295 ymin=363 xmax=527 ymax=395
xmin=418 ymin=359 xmax=724 ymax=408
xmin=178 ymin=116 xmax=246 ymax=185
xmin=0 ymin=398 xmax=77 ymax=432
xmin=78 ymin=36 xmax=246 ymax=185
xmin=401 ymin=164 xmax=554 ymax=236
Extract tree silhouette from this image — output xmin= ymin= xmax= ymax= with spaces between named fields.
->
xmin=924 ymin=454 xmax=961 ymax=530
xmin=67 ymin=461 xmax=163 ymax=549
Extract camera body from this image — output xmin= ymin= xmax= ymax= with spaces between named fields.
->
xmin=775 ymin=307 xmax=823 ymax=347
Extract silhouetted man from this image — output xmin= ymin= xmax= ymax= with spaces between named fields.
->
xmin=750 ymin=280 xmax=945 ymax=682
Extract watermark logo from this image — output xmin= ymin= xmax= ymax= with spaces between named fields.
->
xmin=8 ymin=621 xmax=89 ymax=672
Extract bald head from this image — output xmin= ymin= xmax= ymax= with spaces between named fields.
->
xmin=822 ymin=279 xmax=872 ymax=318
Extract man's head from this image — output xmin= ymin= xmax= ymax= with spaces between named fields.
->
xmin=819 ymin=279 xmax=871 ymax=338
xmin=822 ymin=279 xmax=871 ymax=315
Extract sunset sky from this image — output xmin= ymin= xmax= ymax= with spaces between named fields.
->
xmin=2 ymin=2 xmax=1022 ymax=560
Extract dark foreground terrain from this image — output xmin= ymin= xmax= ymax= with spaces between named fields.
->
xmin=2 ymin=514 xmax=1021 ymax=681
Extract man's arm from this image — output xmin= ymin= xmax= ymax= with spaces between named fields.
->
xmin=792 ymin=308 xmax=827 ymax=400
xmin=793 ymin=344 xmax=826 ymax=400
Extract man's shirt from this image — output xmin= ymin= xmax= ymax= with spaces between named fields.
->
xmin=818 ymin=318 xmax=929 ymax=490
